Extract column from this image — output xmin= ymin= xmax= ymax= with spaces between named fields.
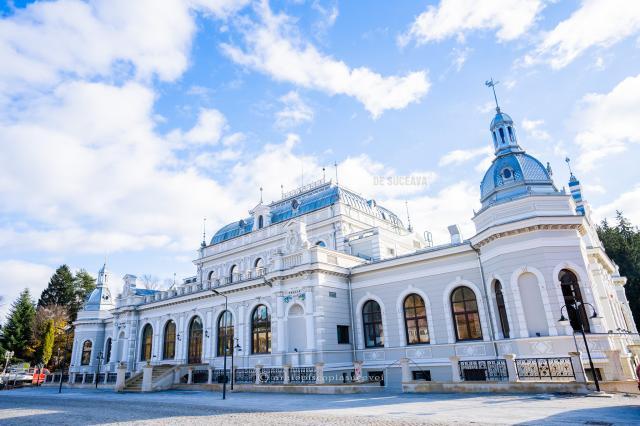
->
xmin=115 ymin=364 xmax=127 ymax=392
xmin=187 ymin=367 xmax=193 ymax=384
xmin=207 ymin=366 xmax=213 ymax=384
xmin=449 ymin=355 xmax=462 ymax=382
xmin=304 ymin=287 xmax=316 ymax=354
xmin=353 ymin=361 xmax=364 ymax=383
xmin=315 ymin=362 xmax=324 ymax=384
xmin=283 ymin=364 xmax=291 ymax=384
xmin=276 ymin=291 xmax=285 ymax=355
xmin=503 ymin=354 xmax=518 ymax=382
xmin=399 ymin=358 xmax=411 ymax=383
xmin=255 ymin=364 xmax=263 ymax=385
xmin=603 ymin=349 xmax=623 ymax=381
xmin=141 ymin=365 xmax=153 ymax=392
xmin=569 ymin=351 xmax=587 ymax=383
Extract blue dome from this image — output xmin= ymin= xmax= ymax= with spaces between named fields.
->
xmin=480 ymin=152 xmax=556 ymax=207
xmin=490 ymin=111 xmax=513 ymax=130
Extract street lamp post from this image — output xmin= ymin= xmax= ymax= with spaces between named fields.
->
xmin=95 ymin=351 xmax=104 ymax=389
xmin=558 ymin=285 xmax=600 ymax=392
xmin=211 ymin=288 xmax=228 ymax=399
xmin=231 ymin=338 xmax=242 ymax=390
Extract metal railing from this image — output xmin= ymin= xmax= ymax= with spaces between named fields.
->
xmin=212 ymin=369 xmax=229 ymax=383
xmin=260 ymin=368 xmax=284 ymax=384
xmin=459 ymin=359 xmax=509 ymax=381
xmin=515 ymin=357 xmax=574 ymax=380
xmin=192 ymin=369 xmax=209 ymax=384
xmin=234 ymin=368 xmax=256 ymax=384
xmin=290 ymin=367 xmax=316 ymax=384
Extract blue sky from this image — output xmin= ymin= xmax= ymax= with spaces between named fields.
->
xmin=1 ymin=0 xmax=640 ymax=319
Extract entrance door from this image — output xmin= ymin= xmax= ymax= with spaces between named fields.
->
xmin=188 ymin=316 xmax=203 ymax=364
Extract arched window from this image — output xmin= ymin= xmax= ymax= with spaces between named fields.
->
xmin=451 ymin=286 xmax=483 ymax=341
xmin=163 ymin=320 xmax=176 ymax=360
xmin=258 ymin=215 xmax=264 ymax=229
xmin=229 ymin=264 xmax=238 ymax=283
xmin=499 ymin=127 xmax=505 ymax=143
xmin=81 ymin=340 xmax=92 ymax=365
xmin=188 ymin=316 xmax=203 ymax=364
xmin=104 ymin=338 xmax=112 ymax=363
xmin=559 ymin=269 xmax=591 ymax=333
xmin=140 ymin=324 xmax=153 ymax=362
xmin=507 ymin=126 xmax=514 ymax=141
xmin=494 ymin=281 xmax=510 ymax=339
xmin=254 ymin=258 xmax=264 ymax=268
xmin=404 ymin=294 xmax=429 ymax=345
xmin=207 ymin=271 xmax=214 ymax=283
xmin=362 ymin=300 xmax=384 ymax=348
xmin=492 ymin=131 xmax=497 ymax=145
xmin=217 ymin=311 xmax=234 ymax=357
xmin=315 ymin=240 xmax=326 ymax=247
xmin=251 ymin=305 xmax=271 ymax=354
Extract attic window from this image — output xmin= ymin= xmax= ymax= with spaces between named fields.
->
xmin=239 ymin=219 xmax=245 ymax=227
xmin=258 ymin=215 xmax=264 ymax=229
xmin=291 ymin=199 xmax=299 ymax=210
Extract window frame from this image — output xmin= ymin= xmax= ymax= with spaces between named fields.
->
xmin=81 ymin=340 xmax=92 ymax=366
xmin=403 ymin=294 xmax=430 ymax=345
xmin=450 ymin=286 xmax=483 ymax=341
xmin=362 ymin=300 xmax=384 ymax=348
xmin=217 ymin=310 xmax=234 ymax=357
xmin=251 ymin=305 xmax=271 ymax=354
xmin=140 ymin=324 xmax=153 ymax=362
xmin=163 ymin=320 xmax=176 ymax=360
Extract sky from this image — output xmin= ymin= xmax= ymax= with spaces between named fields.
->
xmin=1 ymin=0 xmax=640 ymax=320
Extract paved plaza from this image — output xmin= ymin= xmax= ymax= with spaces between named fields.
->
xmin=0 ymin=387 xmax=639 ymax=425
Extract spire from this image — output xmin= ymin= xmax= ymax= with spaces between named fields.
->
xmin=259 ymin=186 xmax=263 ymax=204
xmin=201 ymin=218 xmax=207 ymax=248
xmin=405 ymin=200 xmax=413 ymax=232
xmin=565 ymin=157 xmax=585 ymax=215
xmin=486 ymin=78 xmax=520 ymax=156
xmin=485 ymin=78 xmax=500 ymax=112
xmin=334 ymin=161 xmax=339 ymax=185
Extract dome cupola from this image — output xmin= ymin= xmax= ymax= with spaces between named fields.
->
xmin=479 ymin=79 xmax=558 ymax=210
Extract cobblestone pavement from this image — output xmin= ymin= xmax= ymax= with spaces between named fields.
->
xmin=0 ymin=387 xmax=638 ymax=425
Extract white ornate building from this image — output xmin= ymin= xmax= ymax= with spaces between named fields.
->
xmin=70 ymin=105 xmax=639 ymax=390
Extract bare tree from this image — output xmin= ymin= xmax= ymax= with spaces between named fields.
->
xmin=140 ymin=274 xmax=161 ymax=290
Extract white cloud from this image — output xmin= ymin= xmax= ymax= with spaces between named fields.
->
xmin=275 ymin=91 xmax=314 ymax=128
xmin=398 ymin=0 xmax=544 ymax=46
xmin=522 ymin=118 xmax=550 ymax=141
xmin=0 ymin=260 xmax=53 ymax=321
xmin=525 ymin=0 xmax=640 ymax=69
xmin=184 ymin=109 xmax=228 ymax=145
xmin=451 ymin=47 xmax=472 ymax=72
xmin=439 ymin=146 xmax=492 ymax=167
xmin=593 ymin=184 xmax=640 ymax=225
xmin=221 ymin=1 xmax=429 ymax=118
xmin=573 ymin=74 xmax=640 ymax=171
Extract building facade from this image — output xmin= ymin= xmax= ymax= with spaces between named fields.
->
xmin=71 ymin=106 xmax=639 ymax=389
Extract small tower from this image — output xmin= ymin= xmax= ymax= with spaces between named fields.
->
xmin=485 ymin=78 xmax=520 ymax=155
xmin=84 ymin=262 xmax=114 ymax=311
xmin=566 ymin=158 xmax=585 ymax=215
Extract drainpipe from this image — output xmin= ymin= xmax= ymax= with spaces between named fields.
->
xmin=346 ymin=272 xmax=357 ymax=362
xmin=470 ymin=243 xmax=499 ymax=358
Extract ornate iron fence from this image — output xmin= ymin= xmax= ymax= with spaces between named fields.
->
xmin=85 ymin=373 xmax=95 ymax=383
xmin=515 ymin=357 xmax=574 ymax=380
xmin=260 ymin=368 xmax=284 ymax=384
xmin=459 ymin=359 xmax=509 ymax=381
xmin=97 ymin=373 xmax=106 ymax=383
xmin=45 ymin=374 xmax=55 ymax=383
xmin=290 ymin=367 xmax=316 ymax=384
xmin=235 ymin=368 xmax=256 ymax=384
xmin=192 ymin=369 xmax=209 ymax=384
xmin=74 ymin=374 xmax=84 ymax=384
xmin=107 ymin=373 xmax=118 ymax=383
xmin=212 ymin=369 xmax=229 ymax=383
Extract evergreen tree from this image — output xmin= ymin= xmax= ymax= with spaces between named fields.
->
xmin=597 ymin=211 xmax=640 ymax=330
xmin=40 ymin=319 xmax=55 ymax=366
xmin=1 ymin=289 xmax=36 ymax=361
xmin=72 ymin=269 xmax=96 ymax=319
xmin=38 ymin=265 xmax=75 ymax=309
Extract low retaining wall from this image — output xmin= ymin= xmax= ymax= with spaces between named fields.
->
xmin=403 ymin=381 xmax=589 ymax=394
xmin=173 ymin=383 xmax=385 ymax=394
xmin=600 ymin=380 xmax=640 ymax=394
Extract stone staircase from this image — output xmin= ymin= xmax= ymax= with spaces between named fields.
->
xmin=122 ymin=364 xmax=174 ymax=392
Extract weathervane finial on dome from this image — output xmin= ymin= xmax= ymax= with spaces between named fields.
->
xmin=565 ymin=157 xmax=574 ymax=177
xmin=485 ymin=78 xmax=500 ymax=112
